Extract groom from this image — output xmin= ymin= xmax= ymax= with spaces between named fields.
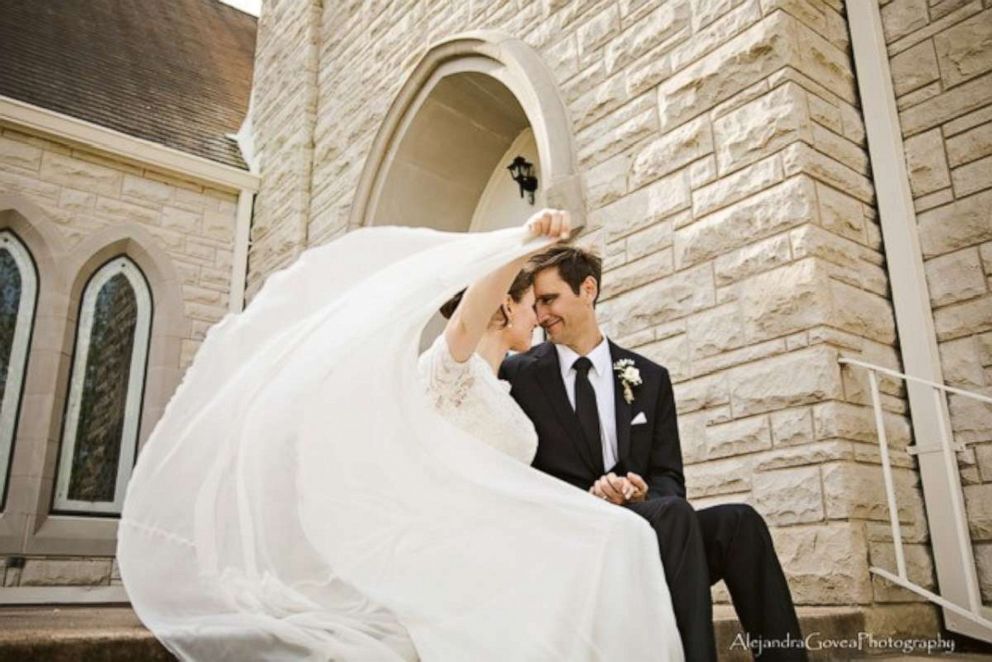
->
xmin=500 ymin=246 xmax=807 ymax=662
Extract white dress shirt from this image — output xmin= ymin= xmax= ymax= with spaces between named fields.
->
xmin=555 ymin=336 xmax=618 ymax=471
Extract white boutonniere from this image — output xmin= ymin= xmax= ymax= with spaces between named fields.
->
xmin=613 ymin=358 xmax=642 ymax=404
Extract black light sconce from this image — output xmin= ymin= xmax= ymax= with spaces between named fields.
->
xmin=507 ymin=156 xmax=538 ymax=205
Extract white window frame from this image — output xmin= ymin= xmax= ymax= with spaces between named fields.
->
xmin=0 ymin=231 xmax=37 ymax=506
xmin=53 ymin=256 xmax=151 ymax=515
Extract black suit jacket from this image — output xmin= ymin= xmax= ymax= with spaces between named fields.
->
xmin=499 ymin=341 xmax=685 ymax=499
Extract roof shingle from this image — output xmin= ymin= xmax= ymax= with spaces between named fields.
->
xmin=0 ymin=0 xmax=256 ymax=169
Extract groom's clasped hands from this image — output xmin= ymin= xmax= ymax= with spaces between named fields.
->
xmin=589 ymin=471 xmax=649 ymax=505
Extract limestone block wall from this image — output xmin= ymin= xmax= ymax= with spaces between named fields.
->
xmin=571 ymin=3 xmax=929 ymax=620
xmin=879 ymin=0 xmax=992 ymax=602
xmin=0 ymin=125 xmax=236 ymax=367
xmin=245 ymin=0 xmax=321 ymax=300
xmin=0 ymin=122 xmax=238 ymax=587
xmin=2 ymin=556 xmax=120 ymax=590
xmin=248 ymin=0 xmax=940 ymax=628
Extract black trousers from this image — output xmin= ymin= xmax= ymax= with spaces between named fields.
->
xmin=625 ymin=497 xmax=807 ymax=662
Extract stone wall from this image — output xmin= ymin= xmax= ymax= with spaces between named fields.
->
xmin=2 ymin=556 xmax=121 ymax=589
xmin=0 ymin=122 xmax=239 ymax=585
xmin=247 ymin=0 xmax=944 ymax=629
xmin=0 ymin=124 xmax=236 ymax=368
xmin=244 ymin=0 xmax=322 ymax=299
xmin=880 ymin=0 xmax=992 ymax=602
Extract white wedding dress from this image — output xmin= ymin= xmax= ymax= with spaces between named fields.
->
xmin=418 ymin=334 xmax=537 ymax=464
xmin=117 ymin=225 xmax=683 ymax=661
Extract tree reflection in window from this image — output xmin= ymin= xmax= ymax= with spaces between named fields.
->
xmin=0 ymin=231 xmax=36 ymax=509
xmin=67 ymin=273 xmax=137 ymax=502
xmin=55 ymin=257 xmax=151 ymax=514
xmin=0 ymin=250 xmax=21 ymax=410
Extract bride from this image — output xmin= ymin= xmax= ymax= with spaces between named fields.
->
xmin=117 ymin=209 xmax=683 ymax=661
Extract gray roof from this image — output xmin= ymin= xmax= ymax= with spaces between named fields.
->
xmin=0 ymin=0 xmax=257 ymax=169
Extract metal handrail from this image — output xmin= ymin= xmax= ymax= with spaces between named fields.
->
xmin=838 ymin=356 xmax=992 ymax=636
xmin=839 ymin=356 xmax=992 ymax=404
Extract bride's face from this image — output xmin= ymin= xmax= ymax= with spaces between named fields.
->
xmin=505 ymin=288 xmax=538 ymax=352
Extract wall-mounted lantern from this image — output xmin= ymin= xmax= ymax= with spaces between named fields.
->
xmin=507 ymin=156 xmax=538 ymax=205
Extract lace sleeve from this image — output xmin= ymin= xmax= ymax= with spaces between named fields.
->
xmin=418 ymin=334 xmax=476 ymax=409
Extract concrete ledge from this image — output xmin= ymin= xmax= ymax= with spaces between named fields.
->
xmin=716 ymin=605 xmax=868 ymax=661
xmin=2 ymin=604 xmax=989 ymax=661
xmin=0 ymin=606 xmax=172 ymax=662
xmin=715 ymin=604 xmax=992 ymax=661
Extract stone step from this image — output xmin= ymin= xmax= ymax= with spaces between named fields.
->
xmin=712 ymin=605 xmax=992 ymax=661
xmin=1 ymin=604 xmax=991 ymax=661
xmin=715 ymin=604 xmax=860 ymax=661
xmin=0 ymin=606 xmax=170 ymax=662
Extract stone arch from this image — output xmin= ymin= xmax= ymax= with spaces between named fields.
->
xmin=0 ymin=198 xmax=70 ymax=547
xmin=0 ymin=203 xmax=192 ymax=552
xmin=15 ymin=224 xmax=191 ymax=547
xmin=349 ymin=31 xmax=585 ymax=232
xmin=0 ymin=194 xmax=68 ymax=295
xmin=0 ymin=214 xmax=192 ymax=553
xmin=62 ymin=224 xmax=188 ymax=452
xmin=52 ymin=254 xmax=152 ymax=516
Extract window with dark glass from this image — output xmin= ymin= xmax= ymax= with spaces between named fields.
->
xmin=0 ymin=231 xmax=36 ymax=510
xmin=54 ymin=257 xmax=151 ymax=515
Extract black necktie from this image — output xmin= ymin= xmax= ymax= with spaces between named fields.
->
xmin=572 ymin=357 xmax=602 ymax=458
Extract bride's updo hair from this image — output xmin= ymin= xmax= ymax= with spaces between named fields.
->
xmin=440 ymin=269 xmax=533 ymax=328
xmin=439 ymin=290 xmax=466 ymax=320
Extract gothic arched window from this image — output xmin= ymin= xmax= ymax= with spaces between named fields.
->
xmin=0 ymin=231 xmax=37 ymax=509
xmin=53 ymin=256 xmax=152 ymax=515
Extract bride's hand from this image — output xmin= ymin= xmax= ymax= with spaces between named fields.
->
xmin=525 ymin=208 xmax=571 ymax=241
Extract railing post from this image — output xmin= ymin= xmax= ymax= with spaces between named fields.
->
xmin=932 ymin=388 xmax=984 ymax=615
xmin=868 ymin=369 xmax=906 ymax=579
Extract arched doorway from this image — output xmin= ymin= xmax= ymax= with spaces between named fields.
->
xmin=351 ymin=33 xmax=585 ymax=349
xmin=350 ymin=32 xmax=585 ymax=233
xmin=371 ymin=72 xmax=543 ymax=233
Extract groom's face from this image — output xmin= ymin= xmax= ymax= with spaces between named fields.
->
xmin=533 ymin=268 xmax=597 ymax=345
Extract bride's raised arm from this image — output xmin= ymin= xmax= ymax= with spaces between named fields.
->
xmin=443 ymin=209 xmax=571 ymax=362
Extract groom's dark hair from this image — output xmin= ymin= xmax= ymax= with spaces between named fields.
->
xmin=528 ymin=246 xmax=602 ymax=305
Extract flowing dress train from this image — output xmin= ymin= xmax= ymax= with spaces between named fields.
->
xmin=118 ymin=225 xmax=684 ymax=661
